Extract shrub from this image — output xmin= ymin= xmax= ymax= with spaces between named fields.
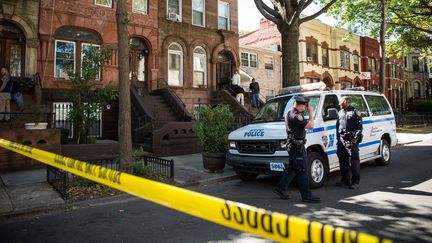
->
xmin=193 ymin=105 xmax=234 ymax=153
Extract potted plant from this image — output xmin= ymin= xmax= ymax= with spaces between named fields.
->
xmin=22 ymin=104 xmax=51 ymax=130
xmin=193 ymin=105 xmax=234 ymax=172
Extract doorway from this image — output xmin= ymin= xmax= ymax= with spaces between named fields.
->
xmin=0 ymin=21 xmax=26 ymax=78
xmin=129 ymin=38 xmax=149 ymax=91
xmin=216 ymin=51 xmax=233 ymax=90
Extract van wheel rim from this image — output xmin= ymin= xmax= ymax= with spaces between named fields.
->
xmin=383 ymin=144 xmax=390 ymax=161
xmin=311 ymin=160 xmax=324 ymax=183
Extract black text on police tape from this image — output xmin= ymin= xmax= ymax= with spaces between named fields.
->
xmin=54 ymin=155 xmax=122 ymax=185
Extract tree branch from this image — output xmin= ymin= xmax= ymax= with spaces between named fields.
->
xmin=393 ymin=10 xmax=432 ymax=34
xmin=300 ymin=0 xmax=338 ymax=24
xmin=254 ymin=0 xmax=281 ymax=25
xmin=290 ymin=0 xmax=306 ymax=27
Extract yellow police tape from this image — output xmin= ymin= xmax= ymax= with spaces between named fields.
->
xmin=0 ymin=138 xmax=392 ymax=243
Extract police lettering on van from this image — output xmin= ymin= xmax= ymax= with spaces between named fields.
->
xmin=227 ymin=82 xmax=396 ymax=188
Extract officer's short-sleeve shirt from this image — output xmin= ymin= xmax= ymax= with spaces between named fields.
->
xmin=285 ymin=108 xmax=308 ymax=139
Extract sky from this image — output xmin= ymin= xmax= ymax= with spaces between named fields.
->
xmin=237 ymin=0 xmax=337 ymax=32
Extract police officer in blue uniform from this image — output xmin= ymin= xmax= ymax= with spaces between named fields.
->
xmin=274 ymin=96 xmax=321 ymax=203
xmin=336 ymin=96 xmax=363 ymax=189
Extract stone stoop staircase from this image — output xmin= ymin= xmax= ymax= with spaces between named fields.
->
xmin=131 ymin=87 xmax=201 ymax=156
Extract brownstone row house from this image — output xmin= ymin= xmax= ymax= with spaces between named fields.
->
xmin=239 ymin=18 xmax=409 ymax=111
xmin=1 ymin=0 xmax=242 ymax=157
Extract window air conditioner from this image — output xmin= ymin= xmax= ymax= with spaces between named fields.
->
xmin=168 ymin=12 xmax=180 ymax=21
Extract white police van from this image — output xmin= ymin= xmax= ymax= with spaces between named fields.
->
xmin=227 ymin=82 xmax=397 ymax=188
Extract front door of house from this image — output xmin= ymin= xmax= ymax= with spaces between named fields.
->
xmin=129 ymin=38 xmax=149 ymax=91
xmin=216 ymin=51 xmax=233 ymax=90
xmin=0 ymin=21 xmax=26 ymax=78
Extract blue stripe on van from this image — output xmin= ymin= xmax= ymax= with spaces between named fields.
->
xmin=307 ymin=117 xmax=395 ymax=134
xmin=325 ymin=139 xmax=381 ymax=155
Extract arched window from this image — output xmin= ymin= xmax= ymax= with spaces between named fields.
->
xmin=168 ymin=43 xmax=183 ymax=86
xmin=414 ymin=82 xmax=421 ymax=98
xmin=54 ymin=27 xmax=101 ymax=79
xmin=193 ymin=47 xmax=206 ymax=87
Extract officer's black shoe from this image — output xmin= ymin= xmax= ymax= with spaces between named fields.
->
xmin=302 ymin=196 xmax=321 ymax=203
xmin=274 ymin=188 xmax=290 ymax=200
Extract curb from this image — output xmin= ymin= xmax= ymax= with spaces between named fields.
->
xmin=396 ymin=140 xmax=423 ymax=146
xmin=177 ymin=174 xmax=238 ymax=188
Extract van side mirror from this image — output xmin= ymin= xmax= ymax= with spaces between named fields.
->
xmin=324 ymin=108 xmax=338 ymax=121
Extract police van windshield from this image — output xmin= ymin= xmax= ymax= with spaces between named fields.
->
xmin=252 ymin=95 xmax=320 ymax=123
xmin=252 ymin=96 xmax=292 ymax=123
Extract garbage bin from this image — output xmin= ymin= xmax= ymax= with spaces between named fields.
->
xmin=60 ymin=128 xmax=69 ymax=144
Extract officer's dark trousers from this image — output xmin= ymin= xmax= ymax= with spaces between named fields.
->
xmin=336 ymin=142 xmax=360 ymax=185
xmin=276 ymin=143 xmax=313 ymax=199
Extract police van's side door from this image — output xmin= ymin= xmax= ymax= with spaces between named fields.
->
xmin=343 ymin=94 xmax=374 ymax=159
xmin=321 ymin=94 xmax=339 ymax=171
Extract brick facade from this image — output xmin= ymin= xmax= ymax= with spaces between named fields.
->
xmin=240 ymin=18 xmax=362 ymax=90
xmin=38 ymin=0 xmax=159 ymax=91
xmin=157 ymin=0 xmax=239 ymax=112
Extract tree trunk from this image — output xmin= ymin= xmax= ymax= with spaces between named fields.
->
xmin=379 ymin=0 xmax=386 ymax=94
xmin=116 ymin=0 xmax=132 ymax=173
xmin=281 ymin=24 xmax=300 ymax=87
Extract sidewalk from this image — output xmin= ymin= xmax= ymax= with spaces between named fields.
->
xmin=0 ymin=153 xmax=236 ymax=216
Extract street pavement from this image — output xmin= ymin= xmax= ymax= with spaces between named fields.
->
xmin=0 ymin=128 xmax=431 ymax=242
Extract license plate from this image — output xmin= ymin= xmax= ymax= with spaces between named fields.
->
xmin=270 ymin=163 xmax=285 ymax=172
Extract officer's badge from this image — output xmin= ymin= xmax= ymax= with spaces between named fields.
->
xmin=297 ymin=115 xmax=303 ymax=121
xmin=322 ymin=135 xmax=328 ymax=147
xmin=355 ymin=110 xmax=361 ymax=117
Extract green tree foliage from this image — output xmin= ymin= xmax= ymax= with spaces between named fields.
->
xmin=328 ymin=0 xmax=432 ymax=57
xmin=193 ymin=106 xmax=234 ymax=153
xmin=64 ymin=46 xmax=118 ymax=144
xmin=254 ymin=0 xmax=338 ymax=87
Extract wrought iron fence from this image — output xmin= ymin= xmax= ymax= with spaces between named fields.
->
xmin=395 ymin=114 xmax=432 ymax=127
xmin=47 ymin=155 xmax=174 ymax=199
xmin=142 ymin=156 xmax=174 ymax=179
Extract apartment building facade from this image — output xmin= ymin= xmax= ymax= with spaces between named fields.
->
xmin=157 ymin=0 xmax=239 ymax=111
xmin=239 ymin=45 xmax=281 ymax=101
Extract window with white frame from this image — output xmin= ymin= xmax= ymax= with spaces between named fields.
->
xmin=264 ymin=56 xmax=274 ymax=70
xmin=132 ymin=0 xmax=148 ymax=14
xmin=414 ymin=82 xmax=421 ymax=98
xmin=192 ymin=0 xmax=205 ymax=26
xmin=95 ymin=0 xmax=112 ymax=7
xmin=193 ymin=47 xmax=207 ymax=87
xmin=167 ymin=0 xmax=182 ymax=21
xmin=218 ymin=1 xmax=230 ymax=30
xmin=340 ymin=51 xmax=350 ymax=69
xmin=55 ymin=27 xmax=101 ymax=79
xmin=168 ymin=43 xmax=183 ymax=86
xmin=240 ymin=52 xmax=257 ymax=68
xmin=341 ymin=81 xmax=352 ymax=89
xmin=55 ymin=40 xmax=75 ymax=78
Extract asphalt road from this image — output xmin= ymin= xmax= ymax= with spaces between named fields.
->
xmin=1 ymin=142 xmax=431 ymax=243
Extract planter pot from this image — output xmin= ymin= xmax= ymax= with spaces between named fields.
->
xmin=202 ymin=151 xmax=226 ymax=172
xmin=25 ymin=122 xmax=48 ymax=130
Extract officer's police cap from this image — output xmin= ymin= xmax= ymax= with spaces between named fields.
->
xmin=293 ymin=96 xmax=309 ymax=104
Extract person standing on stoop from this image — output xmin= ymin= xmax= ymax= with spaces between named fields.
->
xmin=274 ymin=96 xmax=321 ymax=203
xmin=336 ymin=96 xmax=363 ymax=189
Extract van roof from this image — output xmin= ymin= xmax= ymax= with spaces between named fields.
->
xmin=273 ymin=89 xmax=385 ymax=100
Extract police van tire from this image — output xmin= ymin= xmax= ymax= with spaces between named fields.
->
xmin=375 ymin=139 xmax=391 ymax=166
xmin=307 ymin=152 xmax=326 ymax=188
xmin=235 ymin=170 xmax=258 ymax=181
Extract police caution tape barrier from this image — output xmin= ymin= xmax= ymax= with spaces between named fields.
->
xmin=0 ymin=138 xmax=392 ymax=243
